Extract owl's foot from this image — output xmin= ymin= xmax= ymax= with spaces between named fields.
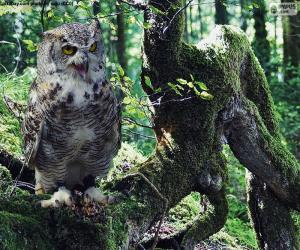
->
xmin=84 ymin=187 xmax=115 ymax=205
xmin=35 ymin=183 xmax=45 ymax=195
xmin=40 ymin=187 xmax=73 ymax=208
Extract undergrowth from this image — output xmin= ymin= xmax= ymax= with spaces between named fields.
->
xmin=0 ymin=68 xmax=35 ymax=155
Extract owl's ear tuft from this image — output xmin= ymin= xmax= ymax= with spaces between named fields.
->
xmin=90 ymin=19 xmax=101 ymax=37
xmin=41 ymin=31 xmax=50 ymax=38
xmin=41 ymin=30 xmax=57 ymax=40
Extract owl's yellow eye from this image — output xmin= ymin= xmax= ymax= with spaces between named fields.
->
xmin=62 ymin=45 xmax=77 ymax=55
xmin=89 ymin=42 xmax=97 ymax=52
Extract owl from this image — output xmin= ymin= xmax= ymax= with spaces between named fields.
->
xmin=22 ymin=20 xmax=121 ymax=207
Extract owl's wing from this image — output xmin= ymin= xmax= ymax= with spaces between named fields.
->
xmin=21 ymin=81 xmax=44 ymax=169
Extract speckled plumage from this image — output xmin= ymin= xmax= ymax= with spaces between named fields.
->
xmin=22 ymin=21 xmax=120 ymax=204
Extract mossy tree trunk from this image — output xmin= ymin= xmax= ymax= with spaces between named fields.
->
xmin=1 ymin=0 xmax=300 ymax=249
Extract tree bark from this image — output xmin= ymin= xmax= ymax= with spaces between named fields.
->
xmin=282 ymin=0 xmax=300 ymax=80
xmin=92 ymin=0 xmax=101 ymax=16
xmin=184 ymin=0 xmax=189 ymax=42
xmin=116 ymin=2 xmax=127 ymax=72
xmin=197 ymin=0 xmax=203 ymax=39
xmin=0 ymin=148 xmax=34 ymax=183
xmin=240 ymin=0 xmax=248 ymax=31
xmin=247 ymin=172 xmax=298 ymax=250
xmin=252 ymin=0 xmax=271 ymax=79
xmin=215 ymin=0 xmax=228 ymax=24
xmin=1 ymin=0 xmax=300 ymax=249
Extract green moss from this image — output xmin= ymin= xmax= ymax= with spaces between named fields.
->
xmin=0 ymin=194 xmax=119 ymax=250
xmin=245 ymin=99 xmax=300 ymax=183
xmin=0 ymin=211 xmax=53 ymax=250
xmin=243 ymin=51 xmax=279 ymax=135
xmin=105 ymin=198 xmax=145 ymax=248
xmin=225 ymin=200 xmax=257 ymax=249
xmin=109 ymin=142 xmax=147 ymax=180
xmin=209 ymin=229 xmax=254 ymax=249
xmin=0 ymin=165 xmax=12 ymax=193
xmin=168 ymin=192 xmax=200 ymax=230
xmin=292 ymin=211 xmax=300 ymax=244
xmin=0 ymin=194 xmax=147 ymax=250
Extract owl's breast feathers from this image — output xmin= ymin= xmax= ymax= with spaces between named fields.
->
xmin=22 ymin=78 xmax=121 ymax=169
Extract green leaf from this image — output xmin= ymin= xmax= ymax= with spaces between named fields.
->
xmin=128 ymin=16 xmax=136 ymax=24
xmin=155 ymin=87 xmax=162 ymax=93
xmin=47 ymin=10 xmax=54 ymax=18
xmin=117 ymin=65 xmax=125 ymax=77
xmin=176 ymin=85 xmax=184 ymax=91
xmin=195 ymin=81 xmax=208 ymax=91
xmin=123 ymin=76 xmax=131 ymax=82
xmin=187 ymin=81 xmax=194 ymax=88
xmin=167 ymin=82 xmax=176 ymax=88
xmin=200 ymin=91 xmax=214 ymax=100
xmin=144 ymin=76 xmax=154 ymax=90
xmin=143 ymin=22 xmax=152 ymax=29
xmin=123 ymin=96 xmax=131 ymax=105
xmin=22 ymin=40 xmax=37 ymax=52
xmin=167 ymin=82 xmax=182 ymax=96
xmin=177 ymin=78 xmax=187 ymax=85
xmin=190 ymin=74 xmax=194 ymax=81
xmin=193 ymin=87 xmax=201 ymax=96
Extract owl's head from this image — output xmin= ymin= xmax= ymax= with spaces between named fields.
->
xmin=37 ymin=20 xmax=105 ymax=83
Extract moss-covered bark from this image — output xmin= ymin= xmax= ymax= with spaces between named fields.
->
xmin=247 ymin=172 xmax=298 ymax=250
xmin=1 ymin=0 xmax=300 ymax=249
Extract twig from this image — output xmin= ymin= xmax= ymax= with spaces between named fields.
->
xmin=9 ymin=145 xmax=33 ymax=197
xmin=3 ymin=95 xmax=25 ymax=121
xmin=0 ymin=63 xmax=8 ymax=73
xmin=162 ymin=0 xmax=194 ymax=35
xmin=0 ymin=41 xmax=16 ymax=45
xmin=41 ymin=0 xmax=47 ymax=33
xmin=122 ymin=130 xmax=156 ymax=140
xmin=14 ymin=180 xmax=35 ymax=191
xmin=125 ymin=172 xmax=169 ymax=250
xmin=12 ymin=21 xmax=22 ymax=74
xmin=98 ymin=9 xmax=138 ymax=19
xmin=151 ymin=96 xmax=197 ymax=106
xmin=118 ymin=0 xmax=149 ymax=11
xmin=123 ymin=117 xmax=154 ymax=129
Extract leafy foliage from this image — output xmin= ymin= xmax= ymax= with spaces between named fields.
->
xmin=0 ymin=68 xmax=34 ymax=155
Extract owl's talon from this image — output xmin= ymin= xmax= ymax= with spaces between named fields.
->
xmin=69 ymin=197 xmax=74 ymax=204
xmin=54 ymin=199 xmax=60 ymax=208
xmin=40 ymin=187 xmax=73 ymax=208
xmin=84 ymin=193 xmax=92 ymax=204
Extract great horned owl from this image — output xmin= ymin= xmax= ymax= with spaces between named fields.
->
xmin=22 ymin=20 xmax=121 ymax=207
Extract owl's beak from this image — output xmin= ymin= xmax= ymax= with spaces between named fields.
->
xmin=73 ymin=61 xmax=89 ymax=79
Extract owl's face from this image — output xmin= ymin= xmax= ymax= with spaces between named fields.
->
xmin=37 ymin=20 xmax=105 ymax=83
